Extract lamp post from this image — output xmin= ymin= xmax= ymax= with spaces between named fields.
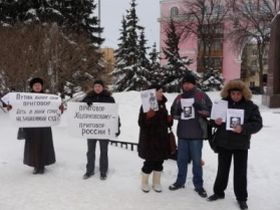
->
xmin=98 ymin=0 xmax=101 ymax=38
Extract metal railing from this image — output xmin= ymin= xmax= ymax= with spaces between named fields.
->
xmin=109 ymin=139 xmax=138 ymax=151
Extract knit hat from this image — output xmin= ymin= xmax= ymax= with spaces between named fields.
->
xmin=182 ymin=73 xmax=196 ymax=85
xmin=93 ymin=79 xmax=105 ymax=87
xmin=29 ymin=77 xmax=44 ymax=88
xmin=148 ymin=84 xmax=163 ymax=91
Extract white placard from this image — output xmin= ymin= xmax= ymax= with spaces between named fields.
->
xmin=180 ymin=98 xmax=195 ymax=120
xmin=140 ymin=89 xmax=159 ymax=113
xmin=66 ymin=102 xmax=118 ymax=139
xmin=226 ymin=109 xmax=244 ymax=131
xmin=1 ymin=92 xmax=62 ymax=127
xmin=210 ymin=100 xmax=228 ymax=122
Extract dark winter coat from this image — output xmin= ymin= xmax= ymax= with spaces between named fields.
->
xmin=214 ymin=80 xmax=263 ymax=150
xmin=23 ymin=127 xmax=55 ymax=167
xmin=22 ymin=91 xmax=55 ymax=168
xmin=82 ymin=90 xmax=115 ymax=104
xmin=138 ymin=96 xmax=173 ymax=161
xmin=171 ymin=87 xmax=212 ymax=140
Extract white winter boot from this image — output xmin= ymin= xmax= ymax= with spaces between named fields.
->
xmin=141 ymin=172 xmax=150 ymax=193
xmin=152 ymin=171 xmax=162 ymax=193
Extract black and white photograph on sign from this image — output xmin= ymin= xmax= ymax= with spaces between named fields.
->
xmin=226 ymin=108 xmax=244 ymax=131
xmin=140 ymin=89 xmax=159 ymax=112
xmin=210 ymin=100 xmax=228 ymax=122
xmin=183 ymin=106 xmax=192 ymax=118
xmin=149 ymin=92 xmax=158 ymax=111
xmin=230 ymin=117 xmax=241 ymax=128
xmin=180 ymin=98 xmax=195 ymax=120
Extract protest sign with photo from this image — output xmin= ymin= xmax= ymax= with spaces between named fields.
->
xmin=180 ymin=98 xmax=195 ymax=120
xmin=140 ymin=89 xmax=159 ymax=113
xmin=226 ymin=109 xmax=244 ymax=131
xmin=1 ymin=92 xmax=62 ymax=127
xmin=66 ymin=102 xmax=118 ymax=139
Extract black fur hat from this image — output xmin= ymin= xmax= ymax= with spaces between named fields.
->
xmin=148 ymin=84 xmax=163 ymax=91
xmin=182 ymin=73 xmax=196 ymax=85
xmin=29 ymin=77 xmax=44 ymax=88
xmin=93 ymin=79 xmax=105 ymax=87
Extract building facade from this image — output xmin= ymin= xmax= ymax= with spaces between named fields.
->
xmin=159 ymin=0 xmax=242 ymax=82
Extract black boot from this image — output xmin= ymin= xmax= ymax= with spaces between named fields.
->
xmin=100 ymin=173 xmax=107 ymax=180
xmin=38 ymin=167 xmax=45 ymax=174
xmin=83 ymin=171 xmax=94 ymax=180
xmin=238 ymin=201 xmax=248 ymax=210
xmin=168 ymin=183 xmax=185 ymax=191
xmin=207 ymin=194 xmax=225 ymax=201
xmin=33 ymin=167 xmax=39 ymax=174
xmin=195 ymin=187 xmax=207 ymax=198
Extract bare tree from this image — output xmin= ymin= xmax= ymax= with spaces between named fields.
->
xmin=227 ymin=0 xmax=280 ymax=92
xmin=0 ymin=23 xmax=104 ymax=95
xmin=178 ymin=0 xmax=230 ymax=71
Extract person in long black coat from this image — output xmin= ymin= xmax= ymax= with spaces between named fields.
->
xmin=207 ymin=79 xmax=263 ymax=210
xmin=23 ymin=78 xmax=58 ymax=174
xmin=138 ymin=84 xmax=173 ymax=193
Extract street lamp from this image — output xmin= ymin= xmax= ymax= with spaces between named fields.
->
xmin=98 ymin=0 xmax=101 ymax=38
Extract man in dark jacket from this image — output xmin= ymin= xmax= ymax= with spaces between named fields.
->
xmin=169 ymin=73 xmax=212 ymax=198
xmin=82 ymin=79 xmax=120 ymax=180
xmin=207 ymin=79 xmax=262 ymax=210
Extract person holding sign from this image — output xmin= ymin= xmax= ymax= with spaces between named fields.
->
xmin=169 ymin=73 xmax=212 ymax=198
xmin=138 ymin=85 xmax=173 ymax=193
xmin=207 ymin=80 xmax=262 ymax=210
xmin=8 ymin=78 xmax=62 ymax=174
xmin=82 ymin=79 xmax=120 ymax=180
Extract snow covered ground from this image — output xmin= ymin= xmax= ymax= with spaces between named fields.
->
xmin=0 ymin=91 xmax=279 ymax=210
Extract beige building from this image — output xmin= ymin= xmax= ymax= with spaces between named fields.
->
xmin=101 ymin=47 xmax=115 ymax=85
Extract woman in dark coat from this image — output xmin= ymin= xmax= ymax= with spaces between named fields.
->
xmin=23 ymin=78 xmax=56 ymax=174
xmin=138 ymin=85 xmax=173 ymax=193
xmin=207 ymin=80 xmax=263 ymax=210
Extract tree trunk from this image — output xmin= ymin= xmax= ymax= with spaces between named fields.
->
xmin=257 ymin=42 xmax=264 ymax=94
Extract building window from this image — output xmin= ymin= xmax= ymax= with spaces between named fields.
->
xmin=170 ymin=7 xmax=179 ymax=17
xmin=211 ymin=57 xmax=222 ymax=68
xmin=212 ymin=39 xmax=223 ymax=51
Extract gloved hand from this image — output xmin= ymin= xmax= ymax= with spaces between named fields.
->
xmin=7 ymin=105 xmax=12 ymax=111
xmin=87 ymin=101 xmax=93 ymax=107
xmin=59 ymin=104 xmax=64 ymax=114
xmin=146 ymin=109 xmax=156 ymax=119
xmin=115 ymin=130 xmax=120 ymax=137
xmin=167 ymin=115 xmax=173 ymax=123
xmin=197 ymin=110 xmax=209 ymax=117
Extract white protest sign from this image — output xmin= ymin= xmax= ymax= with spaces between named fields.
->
xmin=1 ymin=92 xmax=62 ymax=127
xmin=210 ymin=100 xmax=228 ymax=122
xmin=140 ymin=89 xmax=159 ymax=113
xmin=180 ymin=98 xmax=195 ymax=120
xmin=226 ymin=109 xmax=244 ymax=131
xmin=66 ymin=102 xmax=118 ymax=139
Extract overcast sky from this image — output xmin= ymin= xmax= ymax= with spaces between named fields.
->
xmin=100 ymin=0 xmax=160 ymax=49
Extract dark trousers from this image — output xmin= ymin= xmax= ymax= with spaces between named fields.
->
xmin=213 ymin=147 xmax=248 ymax=201
xmin=142 ymin=160 xmax=164 ymax=174
xmin=86 ymin=139 xmax=108 ymax=175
